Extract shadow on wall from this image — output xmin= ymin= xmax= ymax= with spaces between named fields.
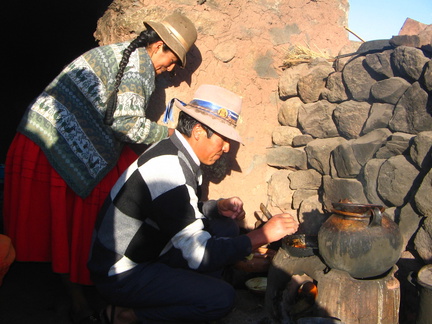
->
xmin=1 ymin=0 xmax=112 ymax=163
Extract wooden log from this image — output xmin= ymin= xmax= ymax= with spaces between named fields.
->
xmin=314 ymin=267 xmax=400 ymax=324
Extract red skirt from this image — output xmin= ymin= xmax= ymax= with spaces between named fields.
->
xmin=3 ymin=133 xmax=138 ymax=285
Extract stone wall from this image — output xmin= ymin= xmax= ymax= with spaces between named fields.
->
xmin=270 ymin=24 xmax=432 ymax=262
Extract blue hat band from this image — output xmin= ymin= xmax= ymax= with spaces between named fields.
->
xmin=163 ymin=98 xmax=239 ymax=127
xmin=187 ymin=99 xmax=239 ymax=126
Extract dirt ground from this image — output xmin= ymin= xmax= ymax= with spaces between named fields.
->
xmin=0 ymin=250 xmax=424 ymax=324
xmin=0 ymin=261 xmax=270 ymax=324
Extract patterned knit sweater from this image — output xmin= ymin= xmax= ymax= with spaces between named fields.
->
xmin=18 ymin=42 xmax=169 ymax=198
xmin=87 ymin=131 xmax=252 ymax=278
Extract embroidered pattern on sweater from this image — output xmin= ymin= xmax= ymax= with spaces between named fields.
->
xmin=18 ymin=43 xmax=163 ymax=197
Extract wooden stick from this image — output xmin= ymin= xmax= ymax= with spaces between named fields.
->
xmin=344 ymin=26 xmax=366 ymax=42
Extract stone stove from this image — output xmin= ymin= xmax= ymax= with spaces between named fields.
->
xmin=265 ymin=247 xmax=400 ymax=323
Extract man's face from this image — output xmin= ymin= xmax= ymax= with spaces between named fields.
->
xmin=195 ymin=126 xmax=230 ymax=165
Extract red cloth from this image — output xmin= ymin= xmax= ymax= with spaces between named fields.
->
xmin=3 ymin=133 xmax=138 ymax=285
xmin=0 ymin=234 xmax=15 ymax=286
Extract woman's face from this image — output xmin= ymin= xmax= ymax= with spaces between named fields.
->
xmin=148 ymin=41 xmax=179 ymax=75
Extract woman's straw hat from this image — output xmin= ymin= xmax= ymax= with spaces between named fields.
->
xmin=175 ymin=85 xmax=243 ymax=143
xmin=144 ymin=13 xmax=197 ymax=67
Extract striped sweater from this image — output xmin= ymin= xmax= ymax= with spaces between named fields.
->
xmin=87 ymin=131 xmax=252 ymax=277
xmin=18 ymin=42 xmax=168 ymax=197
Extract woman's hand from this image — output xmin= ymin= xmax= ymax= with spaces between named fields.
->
xmin=168 ymin=128 xmax=175 ymax=136
xmin=217 ymin=197 xmax=246 ymax=221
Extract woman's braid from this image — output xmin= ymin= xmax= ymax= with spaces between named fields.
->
xmin=104 ymin=29 xmax=161 ymax=125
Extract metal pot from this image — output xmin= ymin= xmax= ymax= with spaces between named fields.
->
xmin=318 ymin=201 xmax=403 ymax=279
xmin=282 ymin=234 xmax=319 ymax=258
xmin=416 ymin=264 xmax=432 ymax=324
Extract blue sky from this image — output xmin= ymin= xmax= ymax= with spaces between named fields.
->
xmin=348 ymin=0 xmax=432 ymax=41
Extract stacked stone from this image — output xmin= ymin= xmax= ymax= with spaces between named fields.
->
xmin=269 ymin=29 xmax=432 ymax=261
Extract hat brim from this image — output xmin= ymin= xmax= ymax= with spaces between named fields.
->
xmin=174 ymin=99 xmax=243 ymax=144
xmin=144 ymin=21 xmax=187 ymax=67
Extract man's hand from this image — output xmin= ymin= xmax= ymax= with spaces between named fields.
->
xmin=247 ymin=213 xmax=299 ymax=249
xmin=261 ymin=214 xmax=299 ymax=241
xmin=217 ymin=197 xmax=246 ymax=221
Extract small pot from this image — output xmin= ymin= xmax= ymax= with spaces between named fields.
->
xmin=282 ymin=234 xmax=318 ymax=257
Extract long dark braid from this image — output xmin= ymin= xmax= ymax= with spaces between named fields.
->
xmin=104 ymin=28 xmax=162 ymax=125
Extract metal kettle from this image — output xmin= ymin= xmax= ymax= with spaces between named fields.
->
xmin=317 ymin=201 xmax=404 ymax=279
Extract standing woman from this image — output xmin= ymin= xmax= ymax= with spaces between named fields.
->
xmin=3 ymin=13 xmax=197 ymax=323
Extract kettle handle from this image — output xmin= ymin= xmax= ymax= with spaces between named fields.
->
xmin=369 ymin=207 xmax=382 ymax=227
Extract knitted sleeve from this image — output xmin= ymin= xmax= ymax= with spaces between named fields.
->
xmin=84 ymin=44 xmax=169 ymax=145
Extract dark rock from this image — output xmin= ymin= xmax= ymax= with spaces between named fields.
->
xmin=389 ymin=82 xmax=431 ymax=134
xmin=266 ymin=146 xmax=307 ymax=170
xmin=298 ymin=60 xmax=334 ymax=103
xmin=397 ymin=202 xmax=423 ymax=249
xmin=267 ymin=170 xmax=295 ymax=210
xmin=414 ymin=215 xmax=432 ymax=263
xmin=364 ymin=50 xmax=394 ymax=78
xmin=415 ymin=168 xmax=432 ymax=217
xmin=288 ymin=169 xmax=322 ymax=190
xmin=305 ymin=137 xmax=347 ymax=175
xmin=410 ymin=131 xmax=432 ymax=169
xmin=359 ymin=158 xmax=387 ymax=206
xmin=322 ymin=71 xmax=349 ymax=103
xmin=370 ymin=77 xmax=411 ymax=104
xmin=292 ymin=189 xmax=318 ymax=209
xmin=363 ymin=103 xmax=395 ymax=134
xmin=342 ymin=56 xmax=379 ymax=101
xmin=322 ymin=175 xmax=368 ymax=212
xmin=332 ymin=140 xmax=362 ymax=178
xmin=390 ymin=35 xmax=425 ymax=48
xmin=375 ymin=133 xmax=415 ymax=159
xmin=297 ymin=195 xmax=326 ymax=235
xmin=272 ymin=126 xmax=302 ymax=146
xmin=351 ymin=128 xmax=392 ymax=165
xmin=356 ymin=39 xmax=393 ymax=54
xmin=391 ymin=46 xmax=430 ymax=82
xmin=422 ymin=60 xmax=432 ymax=92
xmin=292 ymin=134 xmax=313 ymax=147
xmin=278 ymin=97 xmax=302 ymax=127
xmin=298 ymin=100 xmax=339 ymax=138
xmin=390 ymin=25 xmax=432 ymax=52
xmin=278 ymin=63 xmax=309 ymax=98
xmin=377 ymin=155 xmax=420 ymax=207
xmin=333 ymin=100 xmax=371 ymax=139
